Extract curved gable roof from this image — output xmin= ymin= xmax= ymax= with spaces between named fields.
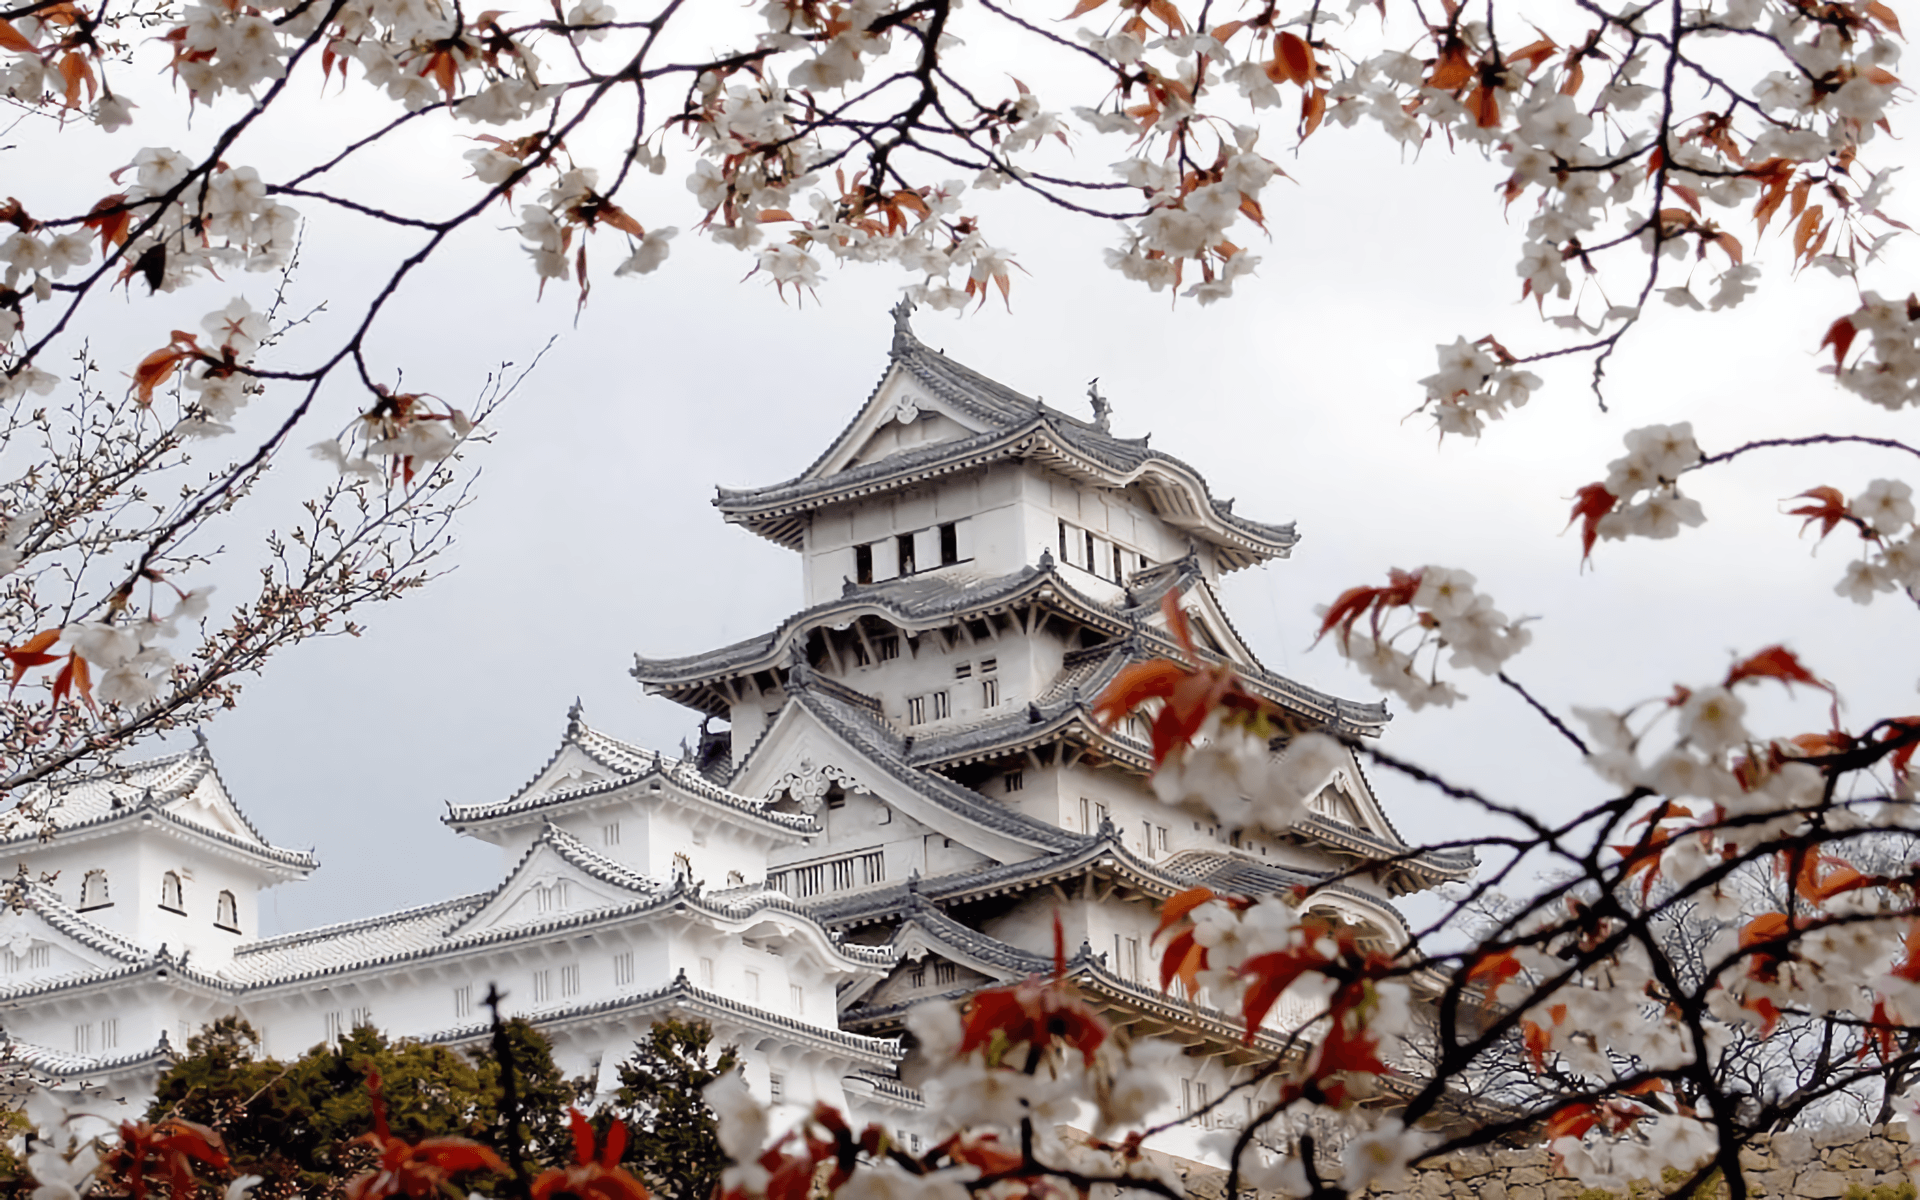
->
xmin=445 ymin=706 xmax=811 ymax=839
xmin=714 ymin=319 xmax=1298 ymax=572
xmin=634 ymin=565 xmax=1390 ymax=736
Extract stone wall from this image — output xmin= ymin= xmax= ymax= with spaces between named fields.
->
xmin=1364 ymin=1125 xmax=1916 ymax=1200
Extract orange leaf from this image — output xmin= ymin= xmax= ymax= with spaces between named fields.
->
xmin=1153 ymin=886 xmax=1215 ymax=942
xmin=0 ymin=19 xmax=36 ymax=52
xmin=1785 ymin=486 xmax=1849 ymax=540
xmin=1062 ymin=0 xmax=1109 ymax=18
xmin=1792 ymin=204 xmax=1824 ymax=262
xmin=1820 ymin=314 xmax=1859 ymax=369
xmin=1565 ymin=483 xmax=1617 ymax=567
xmin=1158 ymin=927 xmax=1204 ymax=994
xmin=1724 ymin=645 xmax=1828 ymax=694
xmin=1273 ymin=32 xmax=1314 ymax=86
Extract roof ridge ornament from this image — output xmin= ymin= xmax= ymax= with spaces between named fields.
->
xmin=889 ymin=297 xmax=916 ymax=356
xmin=566 ymin=697 xmax=585 ymax=737
xmin=1087 ymin=378 xmax=1112 ymax=432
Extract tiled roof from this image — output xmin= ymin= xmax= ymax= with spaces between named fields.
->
xmin=226 ymin=894 xmax=486 ymax=984
xmin=445 ymin=707 xmax=811 ymax=836
xmin=714 ymin=326 xmax=1298 ymax=572
xmin=806 ymin=825 xmax=1315 ymax=928
xmin=433 ymin=974 xmax=904 ymax=1069
xmin=2 ymin=1032 xmax=173 ymax=1078
xmin=787 ymin=684 xmax=1085 ymax=853
xmin=634 ymin=565 xmax=1390 ymax=736
xmin=0 ymin=746 xmax=315 ymax=871
xmin=227 ymin=864 xmax=890 ymax=990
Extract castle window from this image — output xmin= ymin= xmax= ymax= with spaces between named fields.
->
xmin=454 ymin=985 xmax=473 ymax=1019
xmin=215 ymin=890 xmax=239 ymax=931
xmin=351 ymin=1006 xmax=373 ymax=1029
xmin=561 ymin=963 xmax=581 ymax=997
xmin=906 ymin=695 xmax=926 ymax=725
xmin=790 ymin=983 xmax=804 ymax=1011
xmin=100 ymin=1018 xmax=118 ymax=1050
xmin=1142 ymin=820 xmax=1155 ymax=857
xmin=325 ymin=1011 xmax=346 ymax=1045
xmin=981 ymin=677 xmax=999 ymax=708
xmin=908 ymin=964 xmax=925 ymax=988
xmin=931 ymin=690 xmax=950 ymax=720
xmin=745 ymin=970 xmax=761 ymax=1004
xmin=1058 ymin=519 xmax=1070 ymax=565
xmin=672 ymin=852 xmax=693 ymax=880
xmin=896 ymin=532 xmax=916 ymax=576
xmin=954 ymin=661 xmax=972 ymax=680
xmin=73 ymin=1023 xmax=91 ymax=1054
xmin=933 ymin=961 xmax=957 ymax=986
xmin=876 ymin=637 xmax=899 ymax=661
xmin=851 ymin=638 xmax=870 ymax=667
xmin=979 ymin=657 xmax=996 ymax=674
xmin=854 ymin=543 xmax=873 ymax=584
xmin=1004 ymin=770 xmax=1023 ymax=794
xmin=603 ymin=822 xmax=621 ymax=847
xmin=79 ymin=869 xmax=109 ymax=910
xmin=160 ymin=871 xmax=185 ymax=913
xmin=1084 ymin=529 xmax=1095 ymax=571
xmin=533 ymin=969 xmax=553 ymax=1003
xmin=615 ymin=952 xmax=636 ymax=987
xmin=939 ymin=522 xmax=959 ymax=565
xmin=769 ymin=1072 xmax=785 ymax=1103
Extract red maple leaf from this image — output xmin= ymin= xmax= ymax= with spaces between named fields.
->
xmin=1565 ymin=483 xmax=1617 ymax=568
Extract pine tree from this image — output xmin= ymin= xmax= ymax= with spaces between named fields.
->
xmin=603 ymin=1021 xmax=741 ymax=1200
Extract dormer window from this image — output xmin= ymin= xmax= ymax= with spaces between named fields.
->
xmin=79 ymin=869 xmax=110 ymax=910
xmin=160 ymin=871 xmax=185 ymax=914
xmin=215 ymin=890 xmax=240 ymax=932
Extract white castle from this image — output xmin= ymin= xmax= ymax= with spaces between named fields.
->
xmin=0 ymin=307 xmax=1470 ymax=1157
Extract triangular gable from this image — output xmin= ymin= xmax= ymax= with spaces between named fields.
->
xmin=1162 ymin=578 xmax=1261 ymax=672
xmin=808 ymin=359 xmax=997 ymax=480
xmin=0 ymin=893 xmax=148 ymax=991
xmin=1303 ymin=745 xmax=1410 ymax=850
xmin=513 ymin=741 xmax=627 ymax=807
xmin=159 ymin=758 xmax=268 ymax=846
xmin=450 ymin=828 xmax=654 ymax=936
xmin=732 ymin=695 xmax=1058 ymax=867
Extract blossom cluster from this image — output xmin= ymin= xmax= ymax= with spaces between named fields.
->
xmin=1314 ymin=566 xmax=1532 ymax=710
xmin=1150 ymin=722 xmax=1344 ymax=833
xmin=1784 ymin=477 xmax=1920 ymax=604
xmin=1566 ymin=423 xmax=1708 ymax=565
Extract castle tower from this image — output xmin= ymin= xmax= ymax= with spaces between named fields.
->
xmin=633 ymin=308 xmax=1473 ymax=1156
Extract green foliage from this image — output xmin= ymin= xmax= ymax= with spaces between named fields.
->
xmin=601 ymin=1019 xmax=742 ymax=1200
xmin=147 ymin=1015 xmax=579 ymax=1200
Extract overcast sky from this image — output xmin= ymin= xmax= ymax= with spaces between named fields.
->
xmin=14 ymin=6 xmax=1919 ymax=938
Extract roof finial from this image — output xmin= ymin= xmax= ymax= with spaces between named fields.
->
xmin=1087 ymin=378 xmax=1112 ymax=432
xmin=889 ymin=296 xmax=916 ymax=355
xmin=567 ymin=697 xmax=584 ymax=735
xmin=1038 ymin=547 xmax=1054 ymax=571
xmin=192 ymin=726 xmax=209 ymax=751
